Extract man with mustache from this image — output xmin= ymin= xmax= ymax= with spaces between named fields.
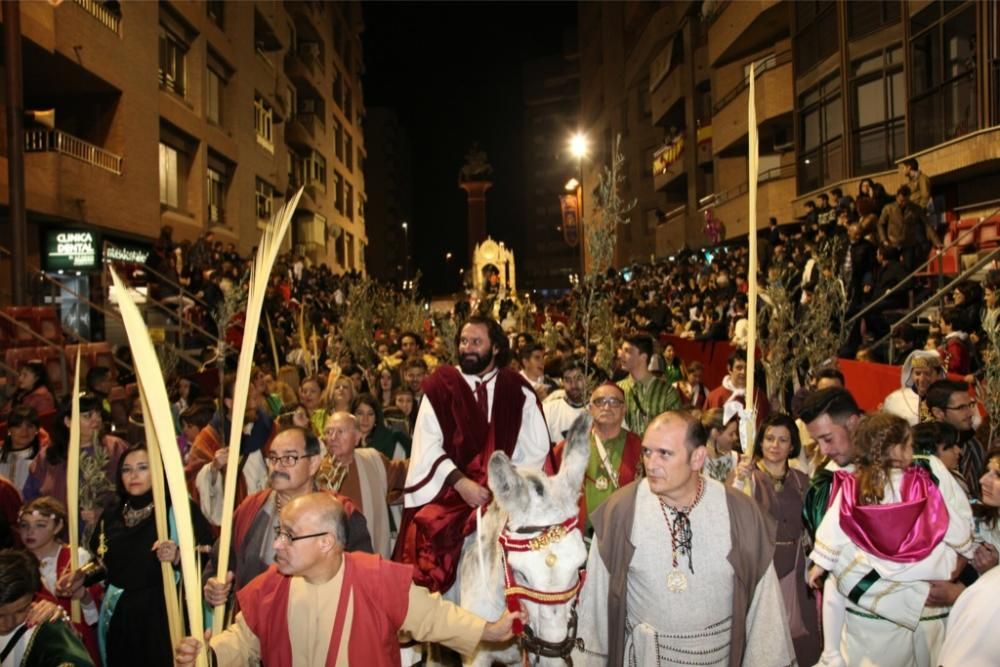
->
xmin=202 ymin=426 xmax=373 ymax=609
xmin=394 ymin=315 xmax=550 ymax=596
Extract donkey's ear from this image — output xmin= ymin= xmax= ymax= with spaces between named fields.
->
xmin=489 ymin=451 xmax=529 ymax=511
xmin=557 ymin=413 xmax=592 ymax=492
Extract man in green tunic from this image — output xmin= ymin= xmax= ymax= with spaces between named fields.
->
xmin=616 ymin=334 xmax=681 ymax=435
xmin=0 ymin=549 xmax=94 ymax=666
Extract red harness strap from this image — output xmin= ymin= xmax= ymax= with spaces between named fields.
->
xmin=497 ymin=516 xmax=587 ymax=636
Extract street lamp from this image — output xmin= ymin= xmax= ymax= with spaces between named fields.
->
xmin=568 ymin=132 xmax=588 ymax=274
xmin=401 ymin=221 xmax=409 ymax=281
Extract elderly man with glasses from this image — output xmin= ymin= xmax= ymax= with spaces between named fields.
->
xmin=555 ymin=382 xmax=644 ymax=535
xmin=316 ymin=411 xmax=409 ymax=558
xmin=202 ymin=426 xmax=373 ymax=612
xmin=176 ymin=492 xmax=523 ymax=667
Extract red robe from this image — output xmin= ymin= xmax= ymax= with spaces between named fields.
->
xmin=393 ymin=366 xmax=536 ymax=592
xmin=231 ymin=489 xmax=361 ymax=590
xmin=35 ymin=545 xmax=102 ymax=664
xmin=238 ymin=552 xmax=413 ymax=667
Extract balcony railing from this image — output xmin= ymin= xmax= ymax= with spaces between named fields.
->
xmin=72 ymin=0 xmax=121 ymax=34
xmin=652 ymin=126 xmax=714 ymax=176
xmin=25 ymin=128 xmax=123 ymax=175
xmin=712 ymin=50 xmax=792 ymax=114
xmin=699 ymin=163 xmax=795 ymax=209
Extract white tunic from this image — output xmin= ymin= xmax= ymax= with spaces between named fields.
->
xmin=195 ymin=448 xmax=269 ymax=526
xmin=937 ymin=564 xmax=1000 ymax=666
xmin=542 ymin=391 xmax=585 ymax=444
xmin=573 ymin=479 xmax=795 ymax=667
xmin=403 ymin=368 xmax=550 ymax=508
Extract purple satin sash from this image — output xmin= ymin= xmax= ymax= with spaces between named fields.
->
xmin=833 ymin=465 xmax=948 ymax=563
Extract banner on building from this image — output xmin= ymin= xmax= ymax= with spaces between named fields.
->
xmin=560 ymin=193 xmax=580 ymax=247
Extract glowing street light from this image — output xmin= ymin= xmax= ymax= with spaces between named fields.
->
xmin=565 ymin=178 xmax=580 ymax=191
xmin=569 ymin=132 xmax=588 ymax=159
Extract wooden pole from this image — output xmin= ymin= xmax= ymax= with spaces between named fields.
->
xmin=109 ymin=267 xmax=208 ymax=667
xmin=213 ymin=188 xmax=301 ymax=635
xmin=137 ymin=376 xmax=183 ymax=649
xmin=745 ymin=63 xmax=760 ymax=461
xmin=66 ymin=349 xmax=82 ymax=624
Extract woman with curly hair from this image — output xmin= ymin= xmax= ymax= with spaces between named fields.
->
xmin=807 ymin=413 xmax=977 ymax=667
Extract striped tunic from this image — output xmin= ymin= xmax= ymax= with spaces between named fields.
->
xmin=617 ymin=375 xmax=682 ymax=436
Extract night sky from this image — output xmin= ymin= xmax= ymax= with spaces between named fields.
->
xmin=362 ymin=2 xmax=576 ymax=294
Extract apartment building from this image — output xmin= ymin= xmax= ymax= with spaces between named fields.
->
xmin=579 ymin=0 xmax=1000 ymax=266
xmin=521 ymin=31 xmax=582 ymax=291
xmin=0 ymin=0 xmax=367 ymax=288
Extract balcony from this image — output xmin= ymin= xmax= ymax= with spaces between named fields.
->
xmin=71 ymin=0 xmax=121 ymax=35
xmin=707 ymin=0 xmax=789 ymax=67
xmin=700 ymin=164 xmax=795 ymax=237
xmin=712 ymin=51 xmax=792 ymax=155
xmin=653 ymin=126 xmax=713 ymax=192
xmin=650 ymin=51 xmax=684 ymax=126
xmin=25 ymin=128 xmax=122 ymax=175
xmin=285 ymin=114 xmax=320 ymax=151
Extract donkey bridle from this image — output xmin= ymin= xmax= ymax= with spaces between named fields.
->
xmin=497 ymin=516 xmax=587 ymax=664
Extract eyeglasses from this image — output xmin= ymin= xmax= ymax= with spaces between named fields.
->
xmin=273 ymin=527 xmax=329 ymax=545
xmin=591 ymin=397 xmax=625 ymax=408
xmin=945 ymin=401 xmax=977 ymax=412
xmin=265 ymin=453 xmax=315 ymax=467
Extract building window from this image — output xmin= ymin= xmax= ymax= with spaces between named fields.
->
xmin=846 ymin=1 xmax=900 ymax=40
xmin=794 ymin=1 xmax=837 ymax=76
xmin=206 ymin=68 xmax=223 ymax=125
xmin=332 ymin=69 xmax=344 ymax=109
xmin=345 ymin=134 xmax=353 ymax=171
xmin=334 ymin=119 xmax=343 ymax=161
xmin=206 ymin=0 xmax=224 ymax=28
xmin=797 ymin=72 xmax=843 ymax=193
xmin=345 ymin=232 xmax=355 ymax=270
xmin=254 ymin=95 xmax=274 ymax=151
xmin=346 ymin=183 xmax=354 ymax=221
xmin=256 ymin=178 xmax=274 ymax=221
xmin=207 ymin=166 xmax=226 ymax=225
xmin=159 ymin=29 xmax=187 ymax=96
xmin=850 ymin=46 xmax=905 ymax=173
xmin=345 ymin=87 xmax=353 ymax=124
xmin=334 ymin=171 xmax=344 ymax=213
xmin=909 ymin=2 xmax=978 ymax=151
xmin=288 ymin=150 xmax=303 ymax=188
xmin=159 ymin=143 xmax=180 ymax=209
xmin=306 ymin=152 xmax=326 ymax=188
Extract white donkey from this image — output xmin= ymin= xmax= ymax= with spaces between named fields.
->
xmin=457 ymin=413 xmax=591 ymax=666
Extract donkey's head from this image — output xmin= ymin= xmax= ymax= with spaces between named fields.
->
xmin=488 ymin=413 xmax=591 ymax=660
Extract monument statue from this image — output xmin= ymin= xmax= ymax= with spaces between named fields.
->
xmin=458 ymin=143 xmax=494 ymax=183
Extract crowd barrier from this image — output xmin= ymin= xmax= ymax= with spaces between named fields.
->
xmin=660 ymin=334 xmax=912 ymax=413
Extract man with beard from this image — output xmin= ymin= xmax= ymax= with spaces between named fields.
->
xmin=393 ymin=315 xmax=550 ymax=596
xmin=203 ymin=427 xmax=373 ymax=609
xmin=542 ymin=356 xmax=589 ymax=443
xmin=186 ymin=379 xmax=275 ymax=526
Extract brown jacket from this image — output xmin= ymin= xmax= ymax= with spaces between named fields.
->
xmin=877 ymin=201 xmax=938 ymax=247
xmin=590 ymin=480 xmax=777 ymax=667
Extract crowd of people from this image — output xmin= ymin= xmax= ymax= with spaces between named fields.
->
xmin=0 ymin=156 xmax=999 ymax=664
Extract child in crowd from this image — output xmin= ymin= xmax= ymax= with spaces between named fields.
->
xmin=18 ymin=496 xmax=101 ymax=663
xmin=808 ymin=413 xmax=976 ymax=667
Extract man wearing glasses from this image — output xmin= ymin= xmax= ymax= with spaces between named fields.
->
xmin=927 ymin=379 xmax=985 ymax=498
xmin=203 ymin=426 xmax=373 ymax=611
xmin=556 ymin=383 xmax=643 ymax=534
xmin=176 ymin=493 xmax=523 ymax=666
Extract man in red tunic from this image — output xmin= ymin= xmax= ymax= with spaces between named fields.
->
xmin=203 ymin=427 xmax=373 ymax=608
xmin=175 ymin=493 xmax=523 ymax=666
xmin=392 ymin=316 xmax=551 ymax=594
